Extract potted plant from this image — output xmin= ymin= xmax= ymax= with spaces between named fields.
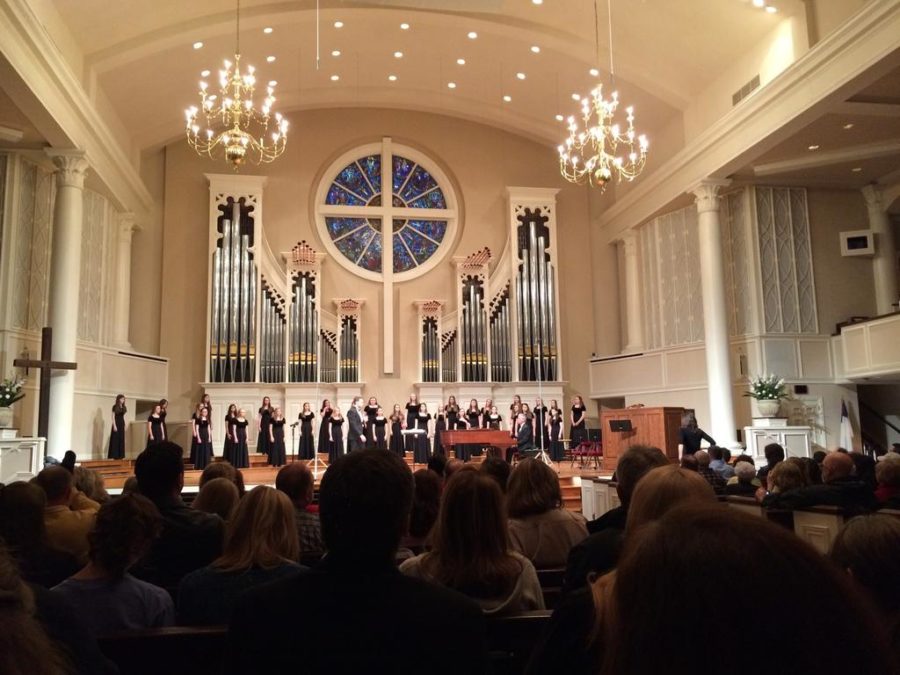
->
xmin=744 ymin=374 xmax=786 ymax=417
xmin=0 ymin=375 xmax=26 ymax=429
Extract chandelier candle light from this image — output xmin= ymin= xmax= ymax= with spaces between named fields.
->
xmin=185 ymin=0 xmax=288 ymax=169
xmin=558 ymin=0 xmax=648 ymax=190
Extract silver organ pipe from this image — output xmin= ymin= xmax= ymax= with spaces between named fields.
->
xmin=320 ymin=330 xmax=337 ymax=383
xmin=489 ymin=288 xmax=511 ymax=383
xmin=461 ymin=278 xmax=487 ymax=382
xmin=338 ymin=316 xmax=359 ymax=382
xmin=441 ymin=330 xmax=457 ymax=383
xmin=422 ymin=318 xmax=439 ymax=382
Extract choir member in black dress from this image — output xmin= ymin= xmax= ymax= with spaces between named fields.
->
xmin=461 ymin=399 xmax=482 ymax=462
xmin=413 ymin=403 xmax=433 ymax=464
xmin=364 ymin=397 xmax=379 ymax=449
xmin=570 ymin=395 xmax=588 ymax=449
xmin=533 ymin=398 xmax=550 ymax=453
xmin=200 ymin=394 xmax=213 ymax=422
xmin=146 ymin=404 xmax=165 ymax=448
xmin=223 ymin=404 xmax=237 ymax=465
xmin=389 ymin=404 xmax=406 ymax=456
xmin=192 ymin=406 xmax=213 ymax=469
xmin=107 ymin=394 xmax=126 ymax=459
xmin=433 ymin=405 xmax=446 ymax=457
xmin=373 ymin=407 xmax=388 ymax=450
xmin=404 ymin=394 xmax=419 ymax=454
xmin=508 ymin=395 xmax=523 ymax=431
xmin=318 ymin=400 xmax=333 ymax=456
xmin=189 ymin=403 xmax=203 ymax=465
xmin=257 ymin=397 xmax=273 ymax=457
xmin=548 ymin=400 xmax=565 ymax=461
xmin=232 ymin=410 xmax=250 ymax=469
xmin=298 ymin=402 xmax=315 ymax=460
xmin=269 ymin=408 xmax=287 ymax=467
xmin=329 ymin=407 xmax=345 ymax=464
xmin=446 ymin=395 xmax=461 ymax=430
xmin=159 ymin=398 xmax=169 ymax=442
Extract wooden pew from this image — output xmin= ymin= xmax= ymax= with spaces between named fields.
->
xmin=792 ymin=505 xmax=847 ymax=554
xmin=725 ymin=496 xmax=794 ymax=531
xmin=486 ymin=610 xmax=553 ymax=675
xmin=536 ymin=567 xmax=565 ymax=610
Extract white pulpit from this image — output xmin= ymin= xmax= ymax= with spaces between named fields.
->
xmin=0 ymin=437 xmax=45 ymax=483
xmin=743 ymin=422 xmax=811 ymax=463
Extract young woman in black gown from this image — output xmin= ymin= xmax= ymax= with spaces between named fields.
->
xmin=107 ymin=394 xmax=126 ymax=459
xmin=232 ymin=409 xmax=250 ymax=469
xmin=373 ymin=407 xmax=388 ymax=450
xmin=570 ymin=395 xmax=588 ymax=449
xmin=159 ymin=398 xmax=169 ymax=441
xmin=389 ymin=404 xmax=406 ymax=456
xmin=404 ymin=394 xmax=419 ymax=454
xmin=462 ymin=399 xmax=482 ymax=461
xmin=269 ymin=408 xmax=287 ymax=467
xmin=223 ymin=404 xmax=237 ymax=465
xmin=413 ymin=403 xmax=433 ymax=464
xmin=200 ymin=394 xmax=213 ymax=424
xmin=486 ymin=405 xmax=503 ymax=430
xmin=364 ymin=397 xmax=379 ymax=449
xmin=329 ymin=407 xmax=345 ymax=463
xmin=298 ymin=402 xmax=315 ymax=460
xmin=192 ymin=406 xmax=213 ymax=469
xmin=257 ymin=396 xmax=273 ymax=457
xmin=433 ymin=404 xmax=446 ymax=457
xmin=188 ymin=403 xmax=202 ymax=465
xmin=533 ymin=397 xmax=550 ymax=453
xmin=548 ymin=400 xmax=565 ymax=461
xmin=318 ymin=399 xmax=333 ymax=456
xmin=146 ymin=404 xmax=165 ymax=448
xmin=508 ymin=395 xmax=522 ymax=433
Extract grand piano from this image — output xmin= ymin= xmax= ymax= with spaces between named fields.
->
xmin=441 ymin=429 xmax=515 ymax=458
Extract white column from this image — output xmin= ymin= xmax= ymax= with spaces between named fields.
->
xmin=621 ymin=231 xmax=644 ymax=352
xmin=862 ymin=185 xmax=898 ymax=315
xmin=112 ymin=213 xmax=139 ymax=348
xmin=690 ymin=179 xmax=739 ymax=448
xmin=45 ymin=149 xmax=89 ymax=458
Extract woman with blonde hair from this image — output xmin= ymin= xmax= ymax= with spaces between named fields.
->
xmin=178 ymin=486 xmax=302 ymax=625
xmin=193 ymin=477 xmax=240 ymax=521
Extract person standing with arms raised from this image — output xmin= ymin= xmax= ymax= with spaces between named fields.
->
xmin=347 ymin=397 xmax=366 ymax=452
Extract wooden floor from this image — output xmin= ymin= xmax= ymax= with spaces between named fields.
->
xmin=83 ymin=452 xmax=614 ymax=513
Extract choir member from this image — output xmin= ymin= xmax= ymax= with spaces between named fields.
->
xmin=486 ymin=405 xmax=503 ymax=430
xmin=200 ymin=394 xmax=213 ymax=421
xmin=481 ymin=399 xmax=494 ymax=427
xmin=298 ymin=402 xmax=315 ymax=460
xmin=159 ymin=398 xmax=169 ymax=440
xmin=433 ymin=404 xmax=447 ymax=457
xmin=318 ymin=400 xmax=333 ymax=455
xmin=223 ymin=404 xmax=238 ymax=465
xmin=509 ymin=395 xmax=522 ymax=430
xmin=374 ymin=407 xmax=388 ymax=450
xmin=461 ymin=399 xmax=482 ymax=462
xmin=329 ymin=407 xmax=345 ymax=463
xmin=548 ymin=400 xmax=565 ymax=461
xmin=192 ymin=406 xmax=213 ymax=470
xmin=146 ymin=404 xmax=165 ymax=448
xmin=446 ymin=396 xmax=461 ymax=431
xmin=257 ymin=396 xmax=273 ymax=457
xmin=189 ymin=403 xmax=203 ymax=465
xmin=414 ymin=403 xmax=433 ymax=465
xmin=389 ymin=404 xmax=406 ymax=457
xmin=570 ymin=395 xmax=587 ymax=449
xmin=405 ymin=394 xmax=419 ymax=454
xmin=364 ymin=397 xmax=380 ymax=449
xmin=533 ymin=398 xmax=550 ymax=452
xmin=107 ymin=394 xmax=126 ymax=460
xmin=232 ymin=410 xmax=250 ymax=469
xmin=269 ymin=408 xmax=287 ymax=467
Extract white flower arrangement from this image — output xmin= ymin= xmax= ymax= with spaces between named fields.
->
xmin=744 ymin=373 xmax=787 ymax=401
xmin=0 ymin=376 xmax=26 ymax=408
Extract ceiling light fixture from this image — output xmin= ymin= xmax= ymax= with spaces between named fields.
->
xmin=843 ymin=123 xmax=854 ymax=130
xmin=589 ymin=68 xmax=600 ymax=77
xmin=201 ymin=69 xmax=211 ymax=77
xmin=394 ymin=51 xmax=403 ymax=58
xmin=263 ymin=27 xmax=273 ymax=34
xmin=572 ymin=93 xmax=581 ymax=101
xmin=334 ymin=21 xmax=344 ymax=28
xmin=193 ymin=41 xmax=204 ymax=50
xmin=388 ymin=75 xmax=398 ymax=81
xmin=533 ymin=0 xmax=544 ymax=4
xmin=753 ymin=0 xmax=764 ymax=7
xmin=332 ymin=50 xmax=341 ymax=57
xmin=555 ymin=114 xmax=564 ymax=121
xmin=467 ymin=31 xmax=478 ymax=39
xmin=268 ymin=80 xmax=277 ymax=86
xmin=330 ymin=74 xmax=340 ymax=81
xmin=457 ymin=58 xmax=466 ymax=65
xmin=266 ymin=55 xmax=276 ymax=62
xmin=516 ymin=72 xmax=526 ymax=80
xmin=531 ymin=45 xmax=541 ymax=53
xmin=851 ymin=167 xmax=862 ymax=172
xmin=447 ymin=82 xmax=457 ymax=89
xmin=503 ymin=95 xmax=512 ymax=102
xmin=400 ymin=23 xmax=410 ymax=30
xmin=808 ymin=144 xmax=820 ymax=150
xmin=765 ymin=6 xmax=777 ymax=13
xmin=559 ymin=0 xmax=648 ymax=190
xmin=184 ymin=0 xmax=287 ymax=169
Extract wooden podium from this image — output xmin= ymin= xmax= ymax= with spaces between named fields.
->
xmin=600 ymin=407 xmax=684 ymax=470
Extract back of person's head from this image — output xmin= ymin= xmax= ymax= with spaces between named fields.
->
xmin=813 ymin=449 xmax=827 ymax=465
xmin=32 ymin=466 xmax=73 ymax=504
xmin=695 ymin=451 xmax=711 ymax=469
xmin=275 ymin=463 xmax=314 ymax=506
xmin=768 ymin=461 xmax=805 ymax=494
xmin=850 ymin=452 xmax=877 ymax=490
xmin=625 ymin=465 xmax=716 ymax=535
xmin=0 ymin=546 xmax=69 ymax=675
xmin=409 ymin=469 xmax=442 ymax=539
xmin=135 ymin=442 xmax=184 ymax=501
xmin=734 ymin=454 xmax=755 ymax=466
xmin=797 ymin=456 xmax=822 ymax=485
xmin=822 ymin=451 xmax=854 ymax=483
xmin=73 ymin=466 xmax=108 ymax=503
xmin=319 ymin=451 xmax=413 ymax=563
xmin=425 ymin=470 xmax=518 ymax=598
xmin=199 ymin=461 xmax=237 ymax=488
xmin=764 ymin=443 xmax=785 ymax=466
xmin=601 ymin=505 xmax=898 ymax=675
xmin=615 ymin=445 xmax=669 ymax=507
xmin=479 ymin=456 xmax=512 ymax=493
xmin=708 ymin=446 xmax=724 ymax=461
xmin=193 ymin=477 xmax=240 ymax=520
xmin=444 ymin=458 xmax=465 ymax=480
xmin=679 ymin=455 xmax=699 ymax=472
xmin=61 ymin=450 xmax=77 ymax=473
xmin=830 ymin=515 xmax=900 ymax=620
xmin=427 ymin=453 xmax=448 ymax=477
xmin=88 ymin=494 xmax=161 ymax=578
xmin=215 ymin=485 xmax=298 ymax=571
xmin=876 ymin=459 xmax=900 ymax=489
xmin=0 ymin=482 xmax=47 ymax=550
xmin=506 ymin=458 xmax=562 ymax=518
xmin=734 ymin=461 xmax=756 ymax=483
xmin=121 ymin=476 xmax=140 ymax=496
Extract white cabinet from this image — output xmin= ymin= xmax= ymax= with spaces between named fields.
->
xmin=743 ymin=425 xmax=812 ymax=462
xmin=0 ymin=437 xmax=44 ymax=484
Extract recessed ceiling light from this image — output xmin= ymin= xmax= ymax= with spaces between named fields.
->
xmin=263 ymin=27 xmax=273 ymax=34
xmin=765 ymin=5 xmax=777 ymax=13
xmin=331 ymin=50 xmax=341 ymax=57
xmin=843 ymin=123 xmax=855 ymax=130
xmin=456 ymin=58 xmax=466 ymax=65
xmin=808 ymin=144 xmax=820 ymax=150
xmin=555 ymin=114 xmax=564 ymax=121
xmin=266 ymin=55 xmax=276 ymax=63
xmin=400 ymin=22 xmax=410 ymax=30
xmin=589 ymin=68 xmax=600 ymax=77
xmin=851 ymin=167 xmax=863 ymax=172
xmin=467 ymin=31 xmax=478 ymax=39
xmin=572 ymin=93 xmax=581 ymax=101
xmin=533 ymin=0 xmax=543 ymax=4
xmin=193 ymin=41 xmax=204 ymax=50
xmin=516 ymin=72 xmax=526 ymax=80
xmin=331 ymin=74 xmax=340 ymax=81
xmin=503 ymin=95 xmax=512 ymax=102
xmin=334 ymin=21 xmax=344 ymax=28
xmin=394 ymin=51 xmax=403 ymax=58
xmin=201 ymin=69 xmax=210 ymax=77
xmin=268 ymin=80 xmax=277 ymax=86
xmin=753 ymin=0 xmax=764 ymax=6
xmin=447 ymin=82 xmax=457 ymax=89
xmin=388 ymin=75 xmax=398 ymax=81
xmin=531 ymin=45 xmax=541 ymax=54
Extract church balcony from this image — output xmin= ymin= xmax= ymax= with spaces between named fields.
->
xmin=839 ymin=311 xmax=900 ymax=382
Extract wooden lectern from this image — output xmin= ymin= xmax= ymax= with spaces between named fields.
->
xmin=600 ymin=407 xmax=684 ymax=470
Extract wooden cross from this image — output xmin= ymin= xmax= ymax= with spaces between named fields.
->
xmin=13 ymin=327 xmax=77 ymax=441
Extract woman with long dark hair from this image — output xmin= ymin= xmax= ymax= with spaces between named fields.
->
xmin=158 ymin=398 xmax=169 ymax=440
xmin=257 ymin=396 xmax=273 ymax=457
xmin=146 ymin=404 xmax=165 ymax=448
xmin=298 ymin=402 xmax=315 ymax=460
xmin=569 ymin=395 xmax=587 ymax=450
xmin=373 ymin=407 xmax=388 ymax=450
xmin=318 ymin=399 xmax=333 ymax=455
xmin=413 ymin=403 xmax=433 ymax=464
xmin=364 ymin=396 xmax=380 ymax=449
xmin=405 ymin=393 xmax=419 ymax=454
xmin=268 ymin=408 xmax=287 ymax=467
xmin=389 ymin=404 xmax=406 ymax=456
xmin=107 ymin=394 xmax=127 ymax=459
xmin=192 ymin=406 xmax=213 ymax=470
xmin=329 ymin=407 xmax=345 ymax=463
xmin=232 ymin=409 xmax=250 ymax=469
xmin=223 ymin=403 xmax=238 ymax=465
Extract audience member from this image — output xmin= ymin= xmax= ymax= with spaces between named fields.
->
xmin=507 ymin=459 xmax=588 ymax=568
xmin=679 ymin=454 xmax=698 ymax=472
xmin=400 ymin=470 xmax=543 ymax=615
xmin=73 ymin=466 xmax=109 ymax=503
xmin=597 ymin=505 xmax=898 ymax=675
xmin=179 ymin=486 xmax=302 ymax=625
xmin=52 ymin=494 xmax=174 ymax=636
xmin=130 ymin=442 xmax=224 ymax=592
xmin=61 ymin=450 xmax=77 ymax=473
xmin=192 ymin=477 xmax=240 ymax=521
xmin=121 ymin=476 xmax=140 ymax=496
xmin=797 ymin=456 xmax=822 ymax=485
xmin=724 ymin=461 xmax=760 ymax=496
xmin=479 ymin=455 xmax=511 ymax=493
xmin=694 ymin=450 xmax=726 ymax=494
xmin=399 ymin=469 xmax=442 ymax=557
xmin=33 ymin=465 xmax=100 ymax=563
xmin=850 ymin=451 xmax=877 ymax=492
xmin=444 ymin=458 xmax=465 ymax=480
xmin=227 ymin=450 xmax=487 ymax=673
xmin=427 ymin=453 xmax=448 ymax=478
xmin=200 ymin=461 xmax=236 ymax=487
xmin=813 ymin=449 xmax=828 ymax=466
xmin=708 ymin=445 xmax=734 ymax=479
xmin=875 ymin=458 xmax=900 ymax=508
xmin=756 ymin=443 xmax=784 ymax=483
xmin=275 ymin=463 xmax=325 ymax=561
xmin=763 ymin=451 xmax=877 ymax=514
xmin=0 ymin=482 xmax=79 ymax=587
xmin=758 ymin=460 xmax=806 ymax=505
xmin=677 ymin=411 xmax=715 ymax=456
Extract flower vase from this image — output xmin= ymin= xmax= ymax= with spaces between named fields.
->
xmin=756 ymin=399 xmax=780 ymax=417
xmin=0 ymin=407 xmax=13 ymax=429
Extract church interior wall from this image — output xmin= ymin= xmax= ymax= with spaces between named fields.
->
xmin=132 ymin=148 xmax=166 ymax=356
xmin=160 ymin=107 xmax=596 ymax=419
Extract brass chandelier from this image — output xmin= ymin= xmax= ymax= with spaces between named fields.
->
xmin=558 ymin=0 xmax=648 ymax=190
xmin=184 ymin=0 xmax=288 ymax=169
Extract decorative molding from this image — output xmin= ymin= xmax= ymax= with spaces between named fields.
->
xmin=45 ymin=150 xmax=89 ymax=190
xmin=689 ymin=179 xmax=732 ymax=213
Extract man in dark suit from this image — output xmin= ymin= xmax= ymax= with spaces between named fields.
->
xmin=516 ymin=413 xmax=536 ymax=457
xmin=347 ymin=396 xmax=366 ymax=452
xmin=228 ymin=450 xmax=487 ymax=674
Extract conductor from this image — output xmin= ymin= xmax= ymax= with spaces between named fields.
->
xmin=348 ymin=397 xmax=367 ymax=452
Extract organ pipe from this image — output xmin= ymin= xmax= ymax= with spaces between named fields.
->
xmin=515 ymin=209 xmax=558 ymax=382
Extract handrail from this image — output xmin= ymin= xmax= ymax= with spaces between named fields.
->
xmin=859 ymin=400 xmax=900 ymax=436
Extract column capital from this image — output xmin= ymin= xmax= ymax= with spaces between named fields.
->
xmin=861 ymin=184 xmax=885 ymax=212
xmin=117 ymin=211 xmax=143 ymax=238
xmin=688 ymin=179 xmax=732 ymax=213
xmin=45 ymin=149 xmax=90 ymax=190
xmin=621 ymin=230 xmax=639 ymax=255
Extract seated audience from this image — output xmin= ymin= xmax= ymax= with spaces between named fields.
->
xmin=758 ymin=460 xmax=807 ymax=504
xmin=33 ymin=466 xmax=100 ymax=563
xmin=275 ymin=463 xmax=325 ymax=561
xmin=400 ymin=471 xmax=543 ymax=614
xmin=756 ymin=442 xmax=784 ymax=483
xmin=694 ymin=450 xmax=726 ymax=494
xmin=0 ymin=482 xmax=79 ymax=587
xmin=227 ymin=451 xmax=487 ymax=674
xmin=724 ymin=461 xmax=760 ymax=496
xmin=507 ymin=459 xmax=588 ymax=568
xmin=61 ymin=450 xmax=77 ymax=473
xmin=596 ymin=505 xmax=898 ymax=674
xmin=444 ymin=457 xmax=465 ymax=480
xmin=479 ymin=455 xmax=511 ymax=493
xmin=192 ymin=477 xmax=240 ymax=521
xmin=74 ymin=466 xmax=109 ymax=503
xmin=399 ymin=469 xmax=442 ymax=558
xmin=763 ymin=451 xmax=877 ymax=514
xmin=122 ymin=476 xmax=140 ymax=496
xmin=679 ymin=454 xmax=698 ymax=471
xmin=52 ymin=494 xmax=174 ymax=635
xmin=130 ymin=442 xmax=224 ymax=592
xmin=830 ymin=515 xmax=900 ymax=657
xmin=813 ymin=449 xmax=828 ymax=465
xmin=708 ymin=445 xmax=734 ymax=479
xmin=427 ymin=453 xmax=448 ymax=478
xmin=797 ymin=456 xmax=822 ymax=485
xmin=179 ymin=486 xmax=302 ymax=625
xmin=875 ymin=457 xmax=900 ymax=508
xmin=850 ymin=451 xmax=877 ymax=492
